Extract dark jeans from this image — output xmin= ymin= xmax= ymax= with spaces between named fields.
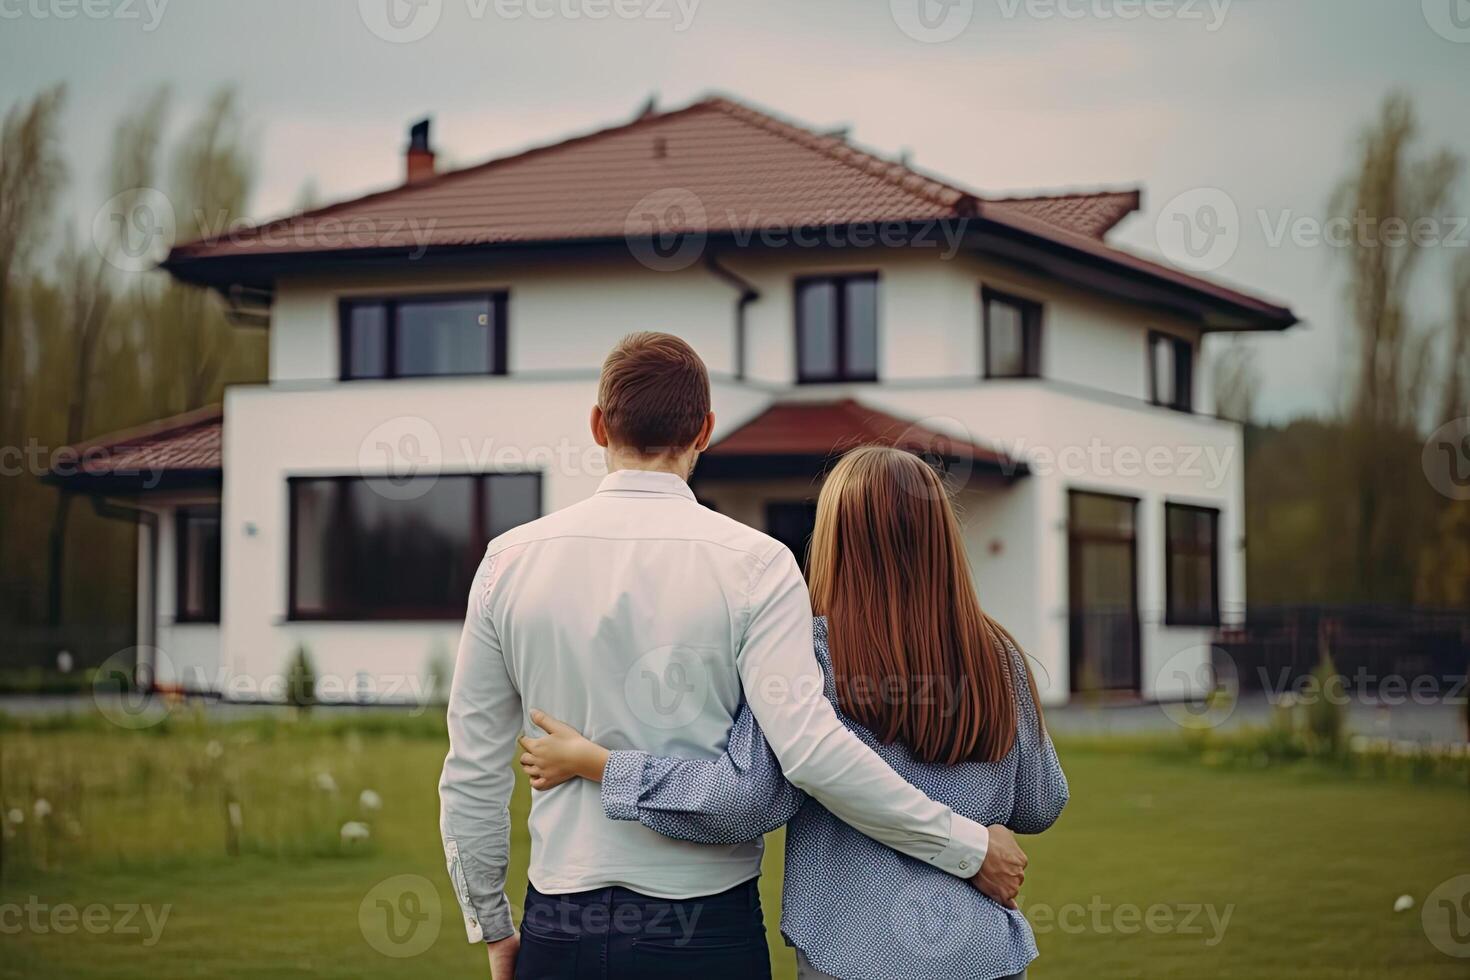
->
xmin=515 ymin=878 xmax=771 ymax=980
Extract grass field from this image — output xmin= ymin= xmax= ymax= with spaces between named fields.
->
xmin=1 ymin=712 xmax=1466 ymax=979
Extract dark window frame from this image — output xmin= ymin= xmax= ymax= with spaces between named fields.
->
xmin=1066 ymin=488 xmax=1142 ymax=694
xmin=982 ymin=287 xmax=1043 ymax=379
xmin=285 ymin=471 xmax=542 ymax=622
xmin=339 ymin=291 xmax=510 ymax=381
xmin=1147 ymin=331 xmax=1194 ymax=412
xmin=793 ymin=272 xmax=880 ymax=384
xmin=1164 ymin=502 xmax=1221 ymax=627
xmin=174 ymin=505 xmax=222 ymax=624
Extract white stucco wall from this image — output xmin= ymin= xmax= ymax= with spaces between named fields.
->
xmin=203 ymin=242 xmax=1242 ymax=704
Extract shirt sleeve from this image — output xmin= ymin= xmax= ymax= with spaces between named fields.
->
xmin=599 ymin=697 xmax=808 ymax=843
xmin=735 ymin=545 xmax=990 ymax=878
xmin=1002 ymin=636 xmax=1070 ymax=834
xmin=438 ymin=552 xmax=523 ymax=943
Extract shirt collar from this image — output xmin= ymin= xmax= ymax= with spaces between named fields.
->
xmin=596 ymin=469 xmax=697 ymax=502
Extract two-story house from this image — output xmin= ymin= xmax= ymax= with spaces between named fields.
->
xmin=55 ymin=95 xmax=1295 ymax=706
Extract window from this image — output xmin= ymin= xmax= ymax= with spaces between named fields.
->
xmin=983 ymin=289 xmax=1042 ymax=378
xmin=341 ymin=292 xmax=508 ymax=380
xmin=1165 ymin=503 xmax=1220 ymax=626
xmin=766 ymin=500 xmax=818 ymax=574
xmin=176 ymin=506 xmax=221 ymax=623
xmin=1149 ymin=332 xmax=1194 ymax=411
xmin=795 ymin=274 xmax=878 ymax=382
xmin=1067 ymin=491 xmax=1140 ymax=693
xmin=288 ymin=473 xmax=540 ymax=620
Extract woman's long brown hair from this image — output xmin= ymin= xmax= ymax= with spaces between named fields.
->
xmin=807 ymin=446 xmax=1043 ymax=765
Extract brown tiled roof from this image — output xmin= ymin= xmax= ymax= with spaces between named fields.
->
xmin=49 ymin=405 xmax=223 ymax=490
xmin=163 ymin=94 xmax=1293 ymax=329
xmin=167 ymin=97 xmax=969 ymax=261
xmin=704 ymin=399 xmax=1019 ymax=472
xmin=990 ymin=190 xmax=1141 ymax=238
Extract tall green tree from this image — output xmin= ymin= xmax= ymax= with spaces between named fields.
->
xmin=1328 ymin=92 xmax=1462 ymax=603
xmin=0 ymin=86 xmax=67 ymax=585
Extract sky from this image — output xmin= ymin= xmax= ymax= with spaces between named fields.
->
xmin=3 ymin=0 xmax=1468 ymax=421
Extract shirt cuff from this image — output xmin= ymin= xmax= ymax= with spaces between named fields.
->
xmin=926 ymin=812 xmax=989 ymax=878
xmin=475 ymin=906 xmax=515 ymax=945
xmin=444 ymin=836 xmax=515 ymax=943
xmin=600 ymin=750 xmax=649 ymax=822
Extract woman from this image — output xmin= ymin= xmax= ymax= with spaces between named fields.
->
xmin=519 ymin=446 xmax=1068 ymax=980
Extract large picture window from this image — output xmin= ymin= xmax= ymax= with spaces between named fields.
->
xmin=288 ymin=473 xmax=540 ymax=620
xmin=176 ymin=506 xmax=221 ymax=623
xmin=795 ymin=273 xmax=879 ymax=383
xmin=983 ymin=288 xmax=1042 ymax=378
xmin=1148 ymin=331 xmax=1194 ymax=411
xmin=341 ymin=292 xmax=508 ymax=380
xmin=1164 ymin=503 xmax=1220 ymax=626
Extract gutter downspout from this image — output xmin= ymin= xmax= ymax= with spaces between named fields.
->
xmin=91 ymin=497 xmax=160 ymax=690
xmin=705 ymin=254 xmax=759 ymax=381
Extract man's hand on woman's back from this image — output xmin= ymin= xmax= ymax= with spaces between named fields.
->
xmin=972 ymin=824 xmax=1027 ymax=909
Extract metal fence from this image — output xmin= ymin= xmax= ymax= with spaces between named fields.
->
xmin=1217 ymin=606 xmax=1470 ymax=696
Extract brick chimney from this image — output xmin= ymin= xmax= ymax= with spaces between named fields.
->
xmin=405 ymin=118 xmax=435 ymax=185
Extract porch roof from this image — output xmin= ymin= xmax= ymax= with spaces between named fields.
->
xmin=46 ymin=405 xmax=223 ymax=494
xmin=697 ymin=398 xmax=1025 ymax=480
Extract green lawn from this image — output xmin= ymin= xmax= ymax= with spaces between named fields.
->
xmin=1 ymin=716 xmax=1466 ymax=979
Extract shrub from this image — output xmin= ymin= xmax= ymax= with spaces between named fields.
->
xmin=1302 ymin=653 xmax=1346 ymax=755
xmin=286 ymin=646 xmax=316 ymax=710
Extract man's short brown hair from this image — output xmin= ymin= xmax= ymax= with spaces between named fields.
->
xmin=597 ymin=332 xmax=711 ymax=455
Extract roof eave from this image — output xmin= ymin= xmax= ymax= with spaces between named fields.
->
xmin=163 ymin=218 xmax=1296 ymax=333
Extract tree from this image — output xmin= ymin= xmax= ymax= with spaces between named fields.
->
xmin=0 ymin=86 xmax=67 ymax=411
xmin=0 ymin=86 xmax=67 ymax=567
xmin=43 ymin=235 xmax=116 ymax=627
xmin=1210 ymin=335 xmax=1260 ymax=424
xmin=1439 ymin=251 xmax=1470 ymax=426
xmin=1328 ymin=92 xmax=1462 ymax=603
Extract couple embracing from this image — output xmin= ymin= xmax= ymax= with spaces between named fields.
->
xmin=439 ymin=331 xmax=1068 ymax=980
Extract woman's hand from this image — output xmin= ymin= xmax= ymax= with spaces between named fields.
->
xmin=518 ymin=709 xmax=611 ymax=791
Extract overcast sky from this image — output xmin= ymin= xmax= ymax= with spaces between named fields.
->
xmin=3 ymin=0 xmax=1468 ymax=421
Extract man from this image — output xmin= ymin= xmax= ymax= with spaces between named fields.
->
xmin=439 ymin=332 xmax=1027 ymax=978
